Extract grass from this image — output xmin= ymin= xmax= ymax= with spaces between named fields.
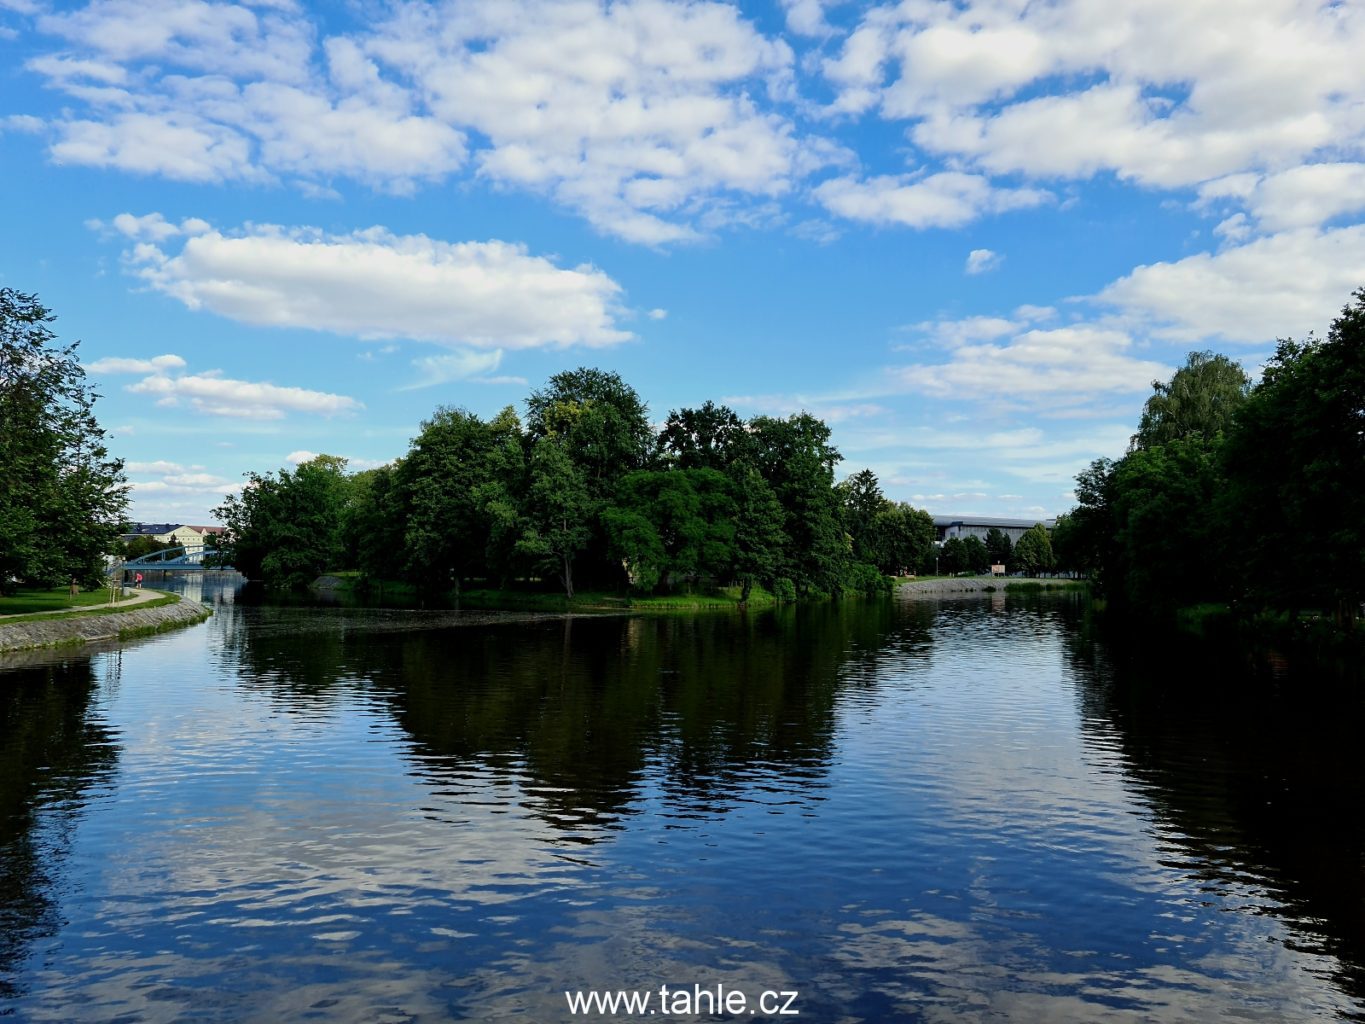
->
xmin=1004 ymin=579 xmax=1090 ymax=592
xmin=0 ymin=589 xmax=178 ymax=623
xmin=457 ymin=585 xmax=780 ymax=613
xmin=0 ymin=585 xmax=139 ymax=616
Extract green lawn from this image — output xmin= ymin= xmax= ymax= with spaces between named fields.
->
xmin=0 ymin=585 xmax=134 ymax=616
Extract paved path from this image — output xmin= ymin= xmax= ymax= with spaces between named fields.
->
xmin=0 ymin=585 xmax=165 ymax=620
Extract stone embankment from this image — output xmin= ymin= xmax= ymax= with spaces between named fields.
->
xmin=0 ymin=592 xmax=210 ymax=654
xmin=898 ymin=577 xmax=1085 ymax=596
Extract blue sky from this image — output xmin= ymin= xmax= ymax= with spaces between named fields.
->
xmin=3 ymin=0 xmax=1364 ymax=525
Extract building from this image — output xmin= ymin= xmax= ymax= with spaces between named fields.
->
xmin=120 ymin=523 xmax=224 ymax=547
xmin=932 ymin=515 xmax=1056 ymax=546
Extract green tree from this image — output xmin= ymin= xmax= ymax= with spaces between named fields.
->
xmin=962 ymin=534 xmax=990 ymax=574
xmin=984 ymin=527 xmax=1012 ymax=570
xmin=656 ymin=401 xmax=749 ymax=471
xmin=747 ymin=413 xmax=848 ymax=594
xmin=729 ymin=466 xmax=787 ymax=602
xmin=399 ymin=407 xmax=499 ymax=594
xmin=869 ymin=502 xmax=934 ymax=576
xmin=940 ymin=536 xmax=966 ymax=575
xmin=1220 ymin=290 xmax=1365 ymax=622
xmin=0 ymin=289 xmax=127 ymax=592
xmin=837 ymin=468 xmax=885 ymax=566
xmin=214 ymin=454 xmax=354 ymax=588
xmin=1013 ymin=524 xmax=1056 ymax=576
xmin=516 ymin=440 xmax=592 ymax=598
xmin=525 ymin=368 xmax=653 ymax=498
xmin=1132 ymin=350 xmax=1250 ymax=450
xmin=341 ymin=463 xmax=407 ymax=582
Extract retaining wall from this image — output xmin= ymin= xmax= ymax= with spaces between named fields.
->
xmin=0 ymin=594 xmax=211 ymax=654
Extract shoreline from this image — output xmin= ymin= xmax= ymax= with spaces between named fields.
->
xmin=0 ymin=590 xmax=211 ymax=654
xmin=897 ymin=577 xmax=1088 ymax=596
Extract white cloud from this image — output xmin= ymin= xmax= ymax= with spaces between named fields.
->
xmin=404 ymin=349 xmax=505 ymax=389
xmin=1243 ymin=163 xmax=1365 ymax=232
xmin=88 ymin=353 xmax=187 ymax=374
xmin=647 ymin=308 xmax=668 ymax=320
xmin=125 ymin=368 xmax=362 ymax=420
xmin=891 ymin=320 xmax=1170 ymax=407
xmin=285 ymin=450 xmax=390 ymax=471
xmin=827 ymin=1 xmax=1365 ymax=206
xmin=815 ymin=172 xmax=1048 ymax=229
xmin=1098 ymin=224 xmax=1365 ymax=343
xmin=109 ymin=216 xmax=632 ymax=349
xmin=779 ymin=0 xmax=832 ymax=37
xmin=17 ymin=0 xmax=837 ymax=241
xmin=964 ymin=248 xmax=1002 ymax=275
xmin=125 ymin=460 xmax=185 ymax=474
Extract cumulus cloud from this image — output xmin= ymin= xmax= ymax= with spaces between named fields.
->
xmin=127 ymin=371 xmax=362 ymax=420
xmin=15 ymin=0 xmax=840 ymax=241
xmin=828 ymin=1 xmax=1365 ymax=194
xmin=96 ymin=350 xmax=362 ymax=420
xmin=1098 ymin=224 xmax=1365 ymax=343
xmin=891 ymin=321 xmax=1169 ymax=407
xmin=88 ymin=353 xmax=187 ymax=374
xmin=815 ymin=172 xmax=1048 ymax=229
xmin=107 ymin=215 xmax=632 ymax=349
xmin=405 ymin=350 xmax=505 ymax=389
xmin=965 ymin=248 xmax=1002 ymax=275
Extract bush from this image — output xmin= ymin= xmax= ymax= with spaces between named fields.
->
xmin=772 ymin=577 xmax=797 ymax=603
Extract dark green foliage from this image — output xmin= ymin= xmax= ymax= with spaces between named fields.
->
xmin=961 ymin=534 xmax=990 ymax=574
xmin=1013 ymin=523 xmax=1056 ymax=576
xmin=984 ymin=527 xmax=1012 ymax=569
xmin=940 ymin=536 xmax=967 ymax=574
xmin=1132 ymin=350 xmax=1251 ymax=450
xmin=215 ymin=369 xmax=934 ymax=603
xmin=1220 ymin=290 xmax=1365 ymax=622
xmin=0 ymin=290 xmax=127 ymax=592
xmin=213 ymin=455 xmax=354 ymax=588
xmin=116 ymin=535 xmax=178 ymax=561
xmin=656 ymin=401 xmax=749 ymax=471
xmin=1065 ymin=286 xmax=1365 ymax=627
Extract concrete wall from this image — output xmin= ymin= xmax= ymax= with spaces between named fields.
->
xmin=0 ymin=594 xmax=210 ymax=654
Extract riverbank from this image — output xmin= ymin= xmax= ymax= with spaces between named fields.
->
xmin=313 ymin=575 xmax=784 ymax=612
xmin=0 ymin=589 xmax=211 ymax=653
xmin=898 ymin=576 xmax=1088 ymax=596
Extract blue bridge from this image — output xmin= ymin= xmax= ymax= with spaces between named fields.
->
xmin=117 ymin=545 xmax=234 ymax=573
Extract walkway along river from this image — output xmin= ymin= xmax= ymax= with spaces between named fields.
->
xmin=1 ymin=579 xmax=1362 ymax=1021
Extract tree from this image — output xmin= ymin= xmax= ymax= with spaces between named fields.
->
xmin=0 ymin=289 xmax=127 ymax=592
xmin=729 ymin=465 xmax=786 ymax=602
xmin=962 ymin=534 xmax=990 ymax=574
xmin=869 ymin=502 xmax=934 ymax=576
xmin=837 ymin=468 xmax=884 ymax=566
xmin=984 ymin=527 xmax=1012 ymax=570
xmin=1013 ymin=524 xmax=1055 ymax=576
xmin=399 ymin=407 xmax=498 ymax=593
xmin=214 ymin=455 xmax=354 ymax=588
xmin=1132 ymin=350 xmax=1250 ymax=450
xmin=940 ymin=537 xmax=966 ymax=575
xmin=516 ymin=440 xmax=592 ymax=598
xmin=747 ymin=413 xmax=848 ymax=594
xmin=525 ymin=367 xmax=653 ymax=498
xmin=656 ymin=401 xmax=749 ymax=471
xmin=1220 ymin=289 xmax=1365 ymax=622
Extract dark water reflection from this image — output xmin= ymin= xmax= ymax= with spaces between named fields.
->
xmin=1 ymin=586 xmax=1363 ymax=1021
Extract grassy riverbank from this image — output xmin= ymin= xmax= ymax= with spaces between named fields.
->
xmin=315 ymin=573 xmax=792 ymax=612
xmin=0 ymin=588 xmax=179 ymax=623
xmin=0 ymin=586 xmax=138 ymax=616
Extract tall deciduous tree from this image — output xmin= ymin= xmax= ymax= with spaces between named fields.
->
xmin=1013 ymin=524 xmax=1056 ymax=576
xmin=0 ymin=289 xmax=127 ymax=592
xmin=1132 ymin=350 xmax=1250 ymax=450
xmin=517 ymin=440 xmax=592 ymax=598
xmin=656 ymin=401 xmax=749 ymax=471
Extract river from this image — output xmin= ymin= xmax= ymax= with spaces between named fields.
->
xmin=2 ymin=582 xmax=1362 ymax=1021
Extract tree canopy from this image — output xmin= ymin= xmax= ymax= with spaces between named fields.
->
xmin=217 ymin=368 xmax=931 ymax=601
xmin=0 ymin=289 xmax=127 ymax=592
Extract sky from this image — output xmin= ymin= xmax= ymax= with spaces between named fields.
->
xmin=3 ymin=0 xmax=1364 ymax=527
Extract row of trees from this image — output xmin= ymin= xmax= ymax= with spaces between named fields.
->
xmin=1063 ymin=289 xmax=1365 ymax=624
xmin=0 ymin=290 xmax=127 ymax=593
xmin=215 ymin=370 xmax=943 ymax=599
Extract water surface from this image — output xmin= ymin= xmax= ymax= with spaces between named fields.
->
xmin=2 ymin=586 xmax=1362 ymax=1021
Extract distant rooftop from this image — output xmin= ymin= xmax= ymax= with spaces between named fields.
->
xmin=932 ymin=515 xmax=1056 ymax=529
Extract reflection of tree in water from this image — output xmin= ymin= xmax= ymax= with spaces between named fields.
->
xmin=226 ymin=601 xmax=915 ymax=841
xmin=1063 ymin=621 xmax=1365 ymax=1006
xmin=0 ymin=657 xmax=119 ymax=997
